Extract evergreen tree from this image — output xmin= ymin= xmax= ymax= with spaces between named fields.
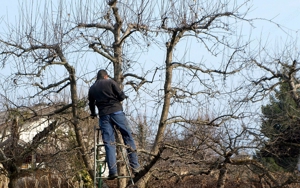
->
xmin=259 ymin=82 xmax=300 ymax=171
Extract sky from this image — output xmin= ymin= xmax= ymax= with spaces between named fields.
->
xmin=252 ymin=0 xmax=300 ymax=29
xmin=0 ymin=0 xmax=299 ymax=38
xmin=0 ymin=0 xmax=298 ymax=152
xmin=0 ymin=0 xmax=299 ymax=144
xmin=0 ymin=0 xmax=300 ymax=111
xmin=0 ymin=0 xmax=299 ymax=65
xmin=247 ymin=0 xmax=300 ymax=45
xmin=1 ymin=0 xmax=299 ymax=84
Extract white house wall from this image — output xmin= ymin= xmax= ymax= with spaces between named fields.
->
xmin=19 ymin=118 xmax=53 ymax=143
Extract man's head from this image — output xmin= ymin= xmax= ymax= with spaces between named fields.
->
xmin=97 ymin=69 xmax=109 ymax=80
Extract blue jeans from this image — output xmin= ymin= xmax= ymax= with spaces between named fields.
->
xmin=99 ymin=111 xmax=140 ymax=175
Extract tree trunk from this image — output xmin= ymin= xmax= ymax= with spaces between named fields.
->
xmin=297 ymin=154 xmax=300 ymax=172
xmin=8 ymin=177 xmax=15 ymax=188
xmin=138 ymin=31 xmax=184 ymax=188
xmin=68 ymin=66 xmax=94 ymax=180
xmin=116 ymin=131 xmax=127 ymax=188
xmin=151 ymin=30 xmax=184 ymax=155
xmin=135 ymin=173 xmax=151 ymax=188
xmin=217 ymin=164 xmax=228 ymax=188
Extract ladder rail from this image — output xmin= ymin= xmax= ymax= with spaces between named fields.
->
xmin=94 ymin=126 xmax=97 ymax=187
xmin=118 ymin=143 xmax=135 ymax=185
xmin=94 ymin=126 xmax=135 ymax=187
xmin=94 ymin=126 xmax=106 ymax=188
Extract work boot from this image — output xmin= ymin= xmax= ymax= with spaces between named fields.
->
xmin=108 ymin=173 xmax=118 ymax=180
xmin=132 ymin=167 xmax=141 ymax=176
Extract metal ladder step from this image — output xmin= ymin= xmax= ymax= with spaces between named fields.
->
xmin=95 ymin=176 xmax=132 ymax=179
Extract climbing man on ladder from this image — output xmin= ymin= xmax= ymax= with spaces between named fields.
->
xmin=88 ymin=69 xmax=140 ymax=180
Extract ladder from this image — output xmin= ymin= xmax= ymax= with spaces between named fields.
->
xmin=93 ymin=126 xmax=135 ymax=188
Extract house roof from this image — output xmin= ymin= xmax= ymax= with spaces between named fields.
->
xmin=0 ymin=103 xmax=68 ymax=128
xmin=0 ymin=110 xmax=9 ymax=125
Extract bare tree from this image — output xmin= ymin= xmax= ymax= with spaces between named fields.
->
xmin=0 ymin=0 xmax=95 ymax=186
xmin=2 ymin=0 xmax=295 ymax=188
xmin=125 ymin=0 xmax=254 ymax=187
xmin=242 ymin=39 xmax=300 ymax=186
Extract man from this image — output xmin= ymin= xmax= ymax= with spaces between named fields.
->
xmin=88 ymin=69 xmax=140 ymax=180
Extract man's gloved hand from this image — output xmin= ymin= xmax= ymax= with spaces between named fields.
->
xmin=90 ymin=114 xmax=97 ymax=119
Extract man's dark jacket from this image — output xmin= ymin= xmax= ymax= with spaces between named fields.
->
xmin=88 ymin=79 xmax=126 ymax=116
